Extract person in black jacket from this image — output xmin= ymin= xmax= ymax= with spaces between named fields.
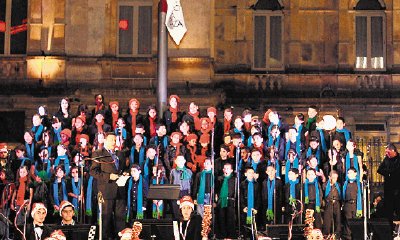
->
xmin=177 ymin=195 xmax=202 ymax=240
xmin=240 ymin=167 xmax=260 ymax=237
xmin=378 ymin=143 xmax=400 ymax=224
xmin=25 ymin=203 xmax=51 ymax=240
xmin=216 ymin=162 xmax=237 ymax=239
xmin=89 ymin=134 xmax=128 ymax=240
xmin=262 ymin=165 xmax=283 ymax=224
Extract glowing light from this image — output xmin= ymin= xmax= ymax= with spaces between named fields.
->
xmin=27 ymin=57 xmax=64 ymax=80
xmin=119 ymin=19 xmax=129 ymax=30
xmin=0 ymin=21 xmax=5 ymax=32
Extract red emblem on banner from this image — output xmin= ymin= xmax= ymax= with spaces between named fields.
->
xmin=119 ymin=19 xmax=129 ymax=30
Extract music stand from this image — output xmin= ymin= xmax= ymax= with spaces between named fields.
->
xmin=147 ymin=184 xmax=181 ymax=200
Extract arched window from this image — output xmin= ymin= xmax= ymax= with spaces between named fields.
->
xmin=252 ymin=0 xmax=284 ymax=71
xmin=354 ymin=0 xmax=386 ymax=71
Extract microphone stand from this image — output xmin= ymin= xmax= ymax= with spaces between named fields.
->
xmin=210 ymin=128 xmax=216 ymax=239
xmin=79 ymin=152 xmax=85 ymax=224
xmin=234 ymin=143 xmax=242 ymax=239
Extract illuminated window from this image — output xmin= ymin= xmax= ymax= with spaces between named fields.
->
xmin=355 ymin=0 xmax=386 ymax=71
xmin=253 ymin=12 xmax=284 ymax=71
xmin=0 ymin=0 xmax=27 ymax=55
xmin=118 ymin=1 xmax=152 ymax=57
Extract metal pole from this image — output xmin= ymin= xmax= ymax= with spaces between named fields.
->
xmin=158 ymin=0 xmax=168 ymax=117
xmin=235 ymin=145 xmax=241 ymax=238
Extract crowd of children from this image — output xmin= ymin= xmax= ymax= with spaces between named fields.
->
xmin=0 ymin=94 xmax=368 ymax=239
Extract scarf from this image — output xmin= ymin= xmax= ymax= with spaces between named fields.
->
xmin=345 ymin=152 xmax=359 ymax=176
xmin=170 ymin=142 xmax=183 ymax=157
xmin=16 ymin=176 xmax=28 ymax=206
xmin=80 ymin=146 xmax=89 ymax=157
xmin=144 ymin=157 xmax=151 ymax=181
xmin=220 ymin=174 xmax=232 ymax=208
xmin=200 ymin=146 xmax=208 ymax=157
xmin=130 ymin=146 xmax=145 ymax=168
xmin=234 ymin=128 xmax=245 ymax=142
xmin=267 ymin=159 xmax=280 ymax=178
xmin=130 ymin=109 xmax=138 ymax=134
xmin=115 ymin=127 xmax=127 ymax=140
xmin=152 ymin=177 xmax=165 ymax=218
xmin=343 ymin=177 xmax=362 ymax=214
xmin=53 ymin=179 xmax=68 ymax=207
xmin=266 ymin=178 xmax=275 ymax=221
xmin=285 ymin=157 xmax=299 ymax=183
xmin=20 ymin=157 xmax=31 ymax=169
xmin=268 ymin=134 xmax=281 ymax=149
xmin=197 ymin=170 xmax=213 ymax=205
xmin=176 ymin=166 xmax=191 ymax=180
xmin=25 ymin=142 xmax=35 ymax=160
xmin=53 ymin=128 xmax=62 ymax=144
xmin=35 ymin=158 xmax=52 ymax=178
xmin=294 ymin=124 xmax=303 ymax=145
xmin=223 ymin=119 xmax=231 ymax=133
xmin=170 ymin=107 xmax=178 ymax=123
xmin=285 ymin=140 xmax=301 ymax=161
xmin=95 ymin=120 xmax=104 ymax=133
xmin=149 ymin=116 xmax=157 ymax=137
xmin=112 ymin=112 xmax=119 ymax=130
xmin=189 ymin=112 xmax=201 ymax=131
xmin=317 ymin=128 xmax=327 ymax=152
xmin=74 ymin=127 xmax=83 ymax=145
xmin=325 ymin=180 xmax=341 ymax=200
xmin=71 ymin=178 xmax=81 ymax=213
xmin=86 ymin=176 xmax=94 ymax=216
xmin=154 ymin=136 xmax=169 ymax=151
xmin=251 ymin=160 xmax=259 ymax=171
xmin=127 ymin=176 xmax=143 ymax=222
xmin=247 ymin=137 xmax=253 ymax=148
xmin=306 ymin=117 xmax=316 ymax=130
xmin=54 ymin=155 xmax=70 ymax=175
xmin=209 ymin=117 xmax=216 ymax=129
xmin=246 ymin=180 xmax=255 ymax=224
xmin=304 ymin=179 xmax=321 ymax=212
xmin=187 ymin=144 xmax=197 ymax=163
xmin=289 ymin=179 xmax=299 ymax=205
xmin=306 ymin=147 xmax=321 ymax=167
xmin=268 ymin=121 xmax=281 ymax=136
xmin=32 ymin=124 xmax=44 ymax=142
xmin=336 ymin=128 xmax=351 ymax=143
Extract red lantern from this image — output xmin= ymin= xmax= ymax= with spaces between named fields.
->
xmin=0 ymin=21 xmax=5 ymax=33
xmin=119 ymin=19 xmax=129 ymax=30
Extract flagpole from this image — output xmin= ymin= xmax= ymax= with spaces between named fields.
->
xmin=158 ymin=0 xmax=168 ymax=116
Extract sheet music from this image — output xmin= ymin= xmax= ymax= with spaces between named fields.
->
xmin=116 ymin=175 xmax=130 ymax=186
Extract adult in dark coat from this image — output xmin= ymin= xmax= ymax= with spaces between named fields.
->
xmin=90 ymin=134 xmax=128 ymax=239
xmin=377 ymin=143 xmax=400 ymax=223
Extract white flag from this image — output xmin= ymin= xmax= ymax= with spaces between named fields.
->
xmin=165 ymin=0 xmax=187 ymax=45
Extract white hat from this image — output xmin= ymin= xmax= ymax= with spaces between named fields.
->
xmin=59 ymin=200 xmax=74 ymax=216
xmin=178 ymin=195 xmax=194 ymax=209
xmin=31 ymin=202 xmax=47 ymax=218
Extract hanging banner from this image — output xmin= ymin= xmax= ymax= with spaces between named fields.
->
xmin=165 ymin=0 xmax=187 ymax=45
